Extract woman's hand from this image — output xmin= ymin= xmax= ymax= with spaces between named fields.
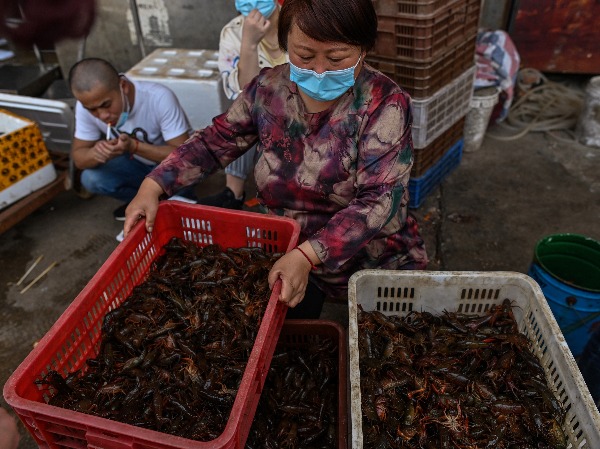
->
xmin=268 ymin=243 xmax=319 ymax=308
xmin=242 ymin=9 xmax=270 ymax=49
xmin=123 ymin=178 xmax=164 ymax=237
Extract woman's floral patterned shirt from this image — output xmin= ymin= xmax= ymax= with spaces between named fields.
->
xmin=148 ymin=63 xmax=427 ymax=299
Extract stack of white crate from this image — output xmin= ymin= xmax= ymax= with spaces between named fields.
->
xmin=126 ymin=48 xmax=232 ymax=130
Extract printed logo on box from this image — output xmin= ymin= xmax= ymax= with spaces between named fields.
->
xmin=0 ymin=109 xmax=52 ymax=191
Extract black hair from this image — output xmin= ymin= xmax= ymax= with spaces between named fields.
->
xmin=278 ymin=0 xmax=377 ymax=52
xmin=68 ymin=58 xmax=120 ymax=93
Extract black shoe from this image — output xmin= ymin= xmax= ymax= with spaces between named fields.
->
xmin=197 ymin=187 xmax=245 ymax=210
xmin=113 ymin=203 xmax=128 ymax=221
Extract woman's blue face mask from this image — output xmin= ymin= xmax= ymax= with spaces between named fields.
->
xmin=289 ymin=56 xmax=362 ymax=102
xmin=235 ymin=0 xmax=276 ymax=18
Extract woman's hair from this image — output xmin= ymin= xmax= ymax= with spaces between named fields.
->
xmin=278 ymin=0 xmax=377 ymax=52
xmin=69 ymin=58 xmax=121 ymax=93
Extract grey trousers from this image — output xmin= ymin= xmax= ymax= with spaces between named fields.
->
xmin=224 ymin=145 xmax=256 ymax=180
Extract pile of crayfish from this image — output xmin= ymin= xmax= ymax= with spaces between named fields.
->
xmin=36 ymin=237 xmax=280 ymax=441
xmin=358 ymin=299 xmax=567 ymax=449
xmin=246 ymin=334 xmax=339 ymax=449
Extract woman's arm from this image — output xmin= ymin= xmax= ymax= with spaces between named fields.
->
xmin=218 ymin=18 xmax=245 ymax=100
xmin=123 ymin=177 xmax=165 ymax=236
xmin=144 ymin=75 xmax=261 ymax=198
xmin=218 ymin=14 xmax=270 ymax=100
xmin=237 ymin=10 xmax=270 ymax=89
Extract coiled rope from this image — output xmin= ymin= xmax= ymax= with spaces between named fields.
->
xmin=487 ymin=68 xmax=585 ymax=142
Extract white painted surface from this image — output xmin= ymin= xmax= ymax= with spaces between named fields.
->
xmin=136 ymin=0 xmax=173 ymax=47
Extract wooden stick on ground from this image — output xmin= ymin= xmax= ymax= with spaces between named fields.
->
xmin=20 ymin=261 xmax=58 ymax=294
xmin=16 ymin=255 xmax=44 ymax=286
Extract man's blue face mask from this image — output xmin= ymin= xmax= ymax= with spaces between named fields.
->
xmin=115 ymin=83 xmax=130 ymax=129
xmin=289 ymin=56 xmax=362 ymax=102
xmin=235 ymin=0 xmax=276 ymax=18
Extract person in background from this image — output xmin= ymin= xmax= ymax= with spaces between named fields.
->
xmin=124 ymin=0 xmax=427 ymax=318
xmin=0 ymin=407 xmax=19 ymax=449
xmin=69 ymin=58 xmax=195 ymax=221
xmin=197 ymin=0 xmax=288 ymax=210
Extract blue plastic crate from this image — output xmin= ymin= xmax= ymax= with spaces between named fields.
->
xmin=409 ymin=138 xmax=463 ymax=208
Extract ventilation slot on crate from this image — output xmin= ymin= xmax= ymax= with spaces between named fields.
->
xmin=460 ymin=287 xmax=500 ymax=300
xmin=184 ymin=231 xmax=213 ymax=245
xmin=457 ymin=302 xmax=492 ymax=314
xmin=378 ymin=285 xmax=415 ymax=299
xmin=246 ymin=227 xmax=281 ymax=253
xmin=376 ymin=300 xmax=414 ymax=313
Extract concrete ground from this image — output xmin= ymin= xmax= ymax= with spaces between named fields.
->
xmin=1 ymin=122 xmax=599 ymax=447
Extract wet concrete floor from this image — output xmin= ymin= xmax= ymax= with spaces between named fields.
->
xmin=1 ymin=125 xmax=599 ymax=448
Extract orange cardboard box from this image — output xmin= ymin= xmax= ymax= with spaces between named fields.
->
xmin=0 ymin=108 xmax=56 ymax=209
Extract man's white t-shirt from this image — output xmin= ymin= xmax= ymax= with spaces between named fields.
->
xmin=74 ymin=79 xmax=191 ymax=165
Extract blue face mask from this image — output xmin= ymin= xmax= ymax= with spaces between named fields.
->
xmin=289 ymin=56 xmax=362 ymax=102
xmin=115 ymin=83 xmax=130 ymax=129
xmin=235 ymin=0 xmax=276 ymax=18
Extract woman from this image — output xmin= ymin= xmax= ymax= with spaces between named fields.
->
xmin=198 ymin=0 xmax=288 ymax=209
xmin=124 ymin=0 xmax=427 ymax=317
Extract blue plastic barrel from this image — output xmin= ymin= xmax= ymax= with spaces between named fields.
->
xmin=527 ymin=233 xmax=600 ymax=357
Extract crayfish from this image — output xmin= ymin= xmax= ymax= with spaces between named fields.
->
xmin=358 ymin=299 xmax=567 ymax=449
xmin=245 ymin=336 xmax=339 ymax=449
xmin=35 ymin=238 xmax=280 ymax=441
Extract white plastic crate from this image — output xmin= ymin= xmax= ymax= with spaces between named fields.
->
xmin=0 ymin=93 xmax=74 ymax=154
xmin=348 ymin=270 xmax=600 ymax=449
xmin=126 ymin=48 xmax=232 ymax=130
xmin=411 ymin=65 xmax=475 ymax=149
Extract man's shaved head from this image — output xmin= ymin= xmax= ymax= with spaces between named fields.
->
xmin=69 ymin=58 xmax=121 ymax=93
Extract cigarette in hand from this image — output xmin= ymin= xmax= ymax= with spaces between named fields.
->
xmin=106 ymin=122 xmax=112 ymax=140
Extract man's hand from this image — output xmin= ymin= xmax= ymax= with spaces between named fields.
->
xmin=90 ymin=139 xmax=117 ymax=164
xmin=123 ymin=178 xmax=165 ymax=237
xmin=91 ymin=133 xmax=133 ymax=164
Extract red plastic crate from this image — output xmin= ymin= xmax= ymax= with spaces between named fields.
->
xmin=366 ymin=34 xmax=476 ymax=98
xmin=3 ymin=201 xmax=300 ymax=449
xmin=251 ymin=320 xmax=348 ymax=448
xmin=371 ymin=0 xmax=480 ymax=62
